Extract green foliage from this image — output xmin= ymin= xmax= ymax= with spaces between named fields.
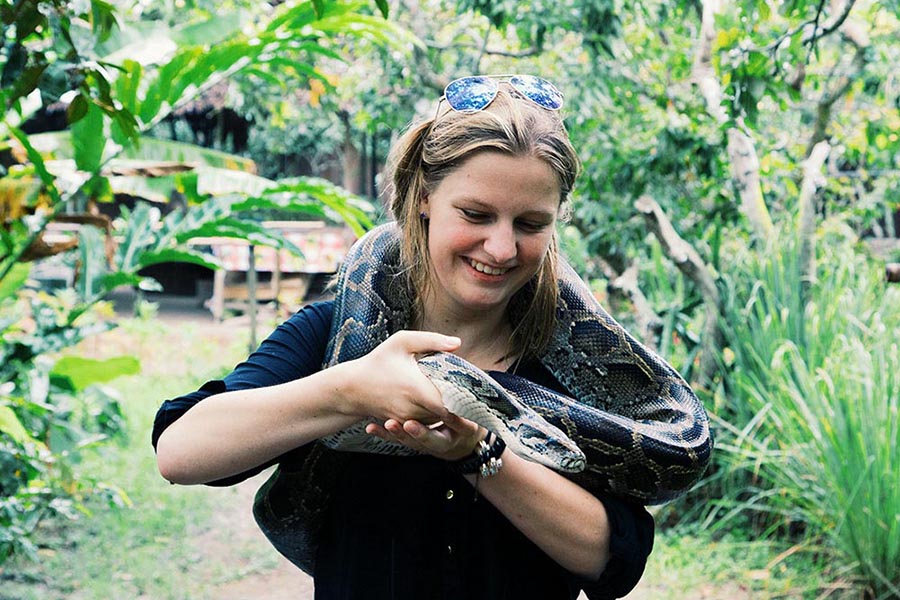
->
xmin=60 ymin=173 xmax=374 ymax=304
xmin=51 ymin=356 xmax=141 ymax=391
xmin=457 ymin=0 xmax=621 ymax=56
xmin=0 ymin=289 xmax=132 ymax=564
xmin=643 ymin=528 xmax=841 ymax=599
xmin=708 ymin=222 xmax=900 ymax=598
xmin=0 ymin=0 xmax=129 ymax=135
xmin=0 ymin=0 xmax=392 ymax=567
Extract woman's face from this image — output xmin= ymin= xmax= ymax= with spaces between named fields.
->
xmin=420 ymin=151 xmax=560 ymax=321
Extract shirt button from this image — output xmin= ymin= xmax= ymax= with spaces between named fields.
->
xmin=445 ymin=489 xmax=454 ymax=500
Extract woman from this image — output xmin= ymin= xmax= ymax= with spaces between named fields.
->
xmin=153 ymin=75 xmax=705 ymax=599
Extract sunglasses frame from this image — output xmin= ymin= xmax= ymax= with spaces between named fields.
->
xmin=439 ymin=74 xmax=564 ymax=115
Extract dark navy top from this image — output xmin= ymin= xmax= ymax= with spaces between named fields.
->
xmin=152 ymin=301 xmax=654 ymax=600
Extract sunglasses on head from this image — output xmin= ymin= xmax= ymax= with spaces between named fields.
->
xmin=441 ymin=75 xmax=564 ymax=114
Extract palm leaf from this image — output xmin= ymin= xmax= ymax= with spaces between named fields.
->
xmin=136 ymin=247 xmax=221 ymax=270
xmin=177 ymin=217 xmax=305 ymax=257
xmin=25 ymin=133 xmax=257 ymax=173
xmin=122 ymin=139 xmax=257 ymax=172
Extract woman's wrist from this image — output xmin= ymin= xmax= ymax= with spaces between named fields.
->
xmin=446 ymin=429 xmax=506 ymax=477
xmin=323 ymin=361 xmax=365 ymax=417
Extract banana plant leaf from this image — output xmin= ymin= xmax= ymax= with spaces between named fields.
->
xmin=234 ymin=177 xmax=375 ymax=236
xmin=23 ymin=133 xmax=258 ymax=173
xmin=134 ymin=247 xmax=221 ymax=270
xmin=0 ymin=263 xmax=30 ymax=302
xmin=0 ymin=405 xmax=44 ymax=447
xmin=50 ymin=356 xmax=141 ymax=392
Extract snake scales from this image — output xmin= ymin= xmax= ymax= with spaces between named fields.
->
xmin=254 ymin=223 xmax=712 ymax=575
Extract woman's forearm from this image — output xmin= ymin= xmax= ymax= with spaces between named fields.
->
xmin=470 ymin=451 xmax=611 ymax=580
xmin=155 ymin=362 xmax=361 ymax=485
xmin=156 ymin=330 xmax=458 ymax=486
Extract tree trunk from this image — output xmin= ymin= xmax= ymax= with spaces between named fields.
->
xmin=338 ymin=110 xmax=363 ymax=195
xmin=798 ymin=141 xmax=831 ymax=297
xmin=694 ymin=0 xmax=773 ymax=240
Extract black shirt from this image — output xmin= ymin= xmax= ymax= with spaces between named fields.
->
xmin=152 ymin=301 xmax=654 ymax=600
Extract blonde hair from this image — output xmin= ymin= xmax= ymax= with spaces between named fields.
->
xmin=386 ymin=87 xmax=580 ymax=359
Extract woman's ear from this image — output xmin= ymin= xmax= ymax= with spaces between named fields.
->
xmin=419 ymin=195 xmax=430 ymax=218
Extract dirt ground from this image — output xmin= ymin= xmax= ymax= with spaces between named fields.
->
xmin=196 ymin=473 xmax=316 ymax=600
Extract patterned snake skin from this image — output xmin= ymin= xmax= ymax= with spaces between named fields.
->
xmin=254 ymin=223 xmax=712 ymax=575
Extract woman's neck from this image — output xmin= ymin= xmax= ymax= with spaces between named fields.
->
xmin=418 ymin=298 xmax=515 ymax=371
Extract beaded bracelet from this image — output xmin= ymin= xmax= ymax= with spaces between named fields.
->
xmin=446 ymin=430 xmax=506 ymax=477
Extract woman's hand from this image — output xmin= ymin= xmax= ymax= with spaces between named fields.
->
xmin=365 ymin=413 xmax=486 ymax=462
xmin=341 ymin=330 xmax=461 ymax=426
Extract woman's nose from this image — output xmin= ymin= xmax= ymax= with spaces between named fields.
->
xmin=483 ymin=223 xmax=517 ymax=264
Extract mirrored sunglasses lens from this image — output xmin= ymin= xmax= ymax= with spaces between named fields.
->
xmin=510 ymin=75 xmax=564 ymax=110
xmin=444 ymin=76 xmax=499 ymax=113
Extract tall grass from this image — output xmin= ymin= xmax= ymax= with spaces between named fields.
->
xmin=713 ymin=220 xmax=900 ymax=598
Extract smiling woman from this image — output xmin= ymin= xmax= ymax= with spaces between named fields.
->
xmin=152 ymin=75 xmax=710 ymax=600
xmin=419 ymin=152 xmax=560 ymax=358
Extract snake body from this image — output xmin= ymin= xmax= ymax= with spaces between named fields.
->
xmin=254 ymin=223 xmax=712 ymax=575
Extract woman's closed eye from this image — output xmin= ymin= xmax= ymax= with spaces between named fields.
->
xmin=460 ymin=209 xmax=551 ymax=233
xmin=515 ymin=219 xmax=550 ymax=232
xmin=460 ymin=209 xmax=489 ymax=222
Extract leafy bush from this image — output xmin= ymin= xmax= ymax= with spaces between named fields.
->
xmin=710 ymin=220 xmax=900 ymax=598
xmin=0 ymin=285 xmax=138 ymax=563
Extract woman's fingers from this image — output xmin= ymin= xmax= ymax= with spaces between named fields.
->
xmin=366 ymin=419 xmax=423 ymax=450
xmin=354 ymin=332 xmax=494 ymax=455
xmin=389 ymin=330 xmax=461 ymax=356
xmin=352 ymin=330 xmax=462 ymax=423
xmin=441 ymin=412 xmax=480 ymax=435
xmin=366 ymin=415 xmax=486 ymax=462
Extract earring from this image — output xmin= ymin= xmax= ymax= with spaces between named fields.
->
xmin=419 ymin=212 xmax=428 ymax=220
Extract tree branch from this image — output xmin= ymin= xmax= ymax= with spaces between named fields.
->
xmin=760 ymin=0 xmax=857 ymax=54
xmin=426 ymin=41 xmax=542 ymax=58
xmin=805 ymin=0 xmax=856 ymax=44
xmin=600 ymin=262 xmax=663 ymax=350
xmin=474 ymin=25 xmax=491 ymax=72
xmin=635 ymin=195 xmax=723 ymax=387
xmin=804 ymin=9 xmax=869 ymax=157
xmin=399 ymin=0 xmax=450 ymax=94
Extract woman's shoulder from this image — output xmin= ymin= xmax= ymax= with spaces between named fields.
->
xmin=283 ymin=299 xmax=335 ymax=333
xmin=270 ymin=300 xmax=334 ymax=346
xmin=222 ymin=299 xmax=336 ymax=391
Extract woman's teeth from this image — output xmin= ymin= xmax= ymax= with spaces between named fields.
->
xmin=469 ymin=259 xmax=509 ymax=275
